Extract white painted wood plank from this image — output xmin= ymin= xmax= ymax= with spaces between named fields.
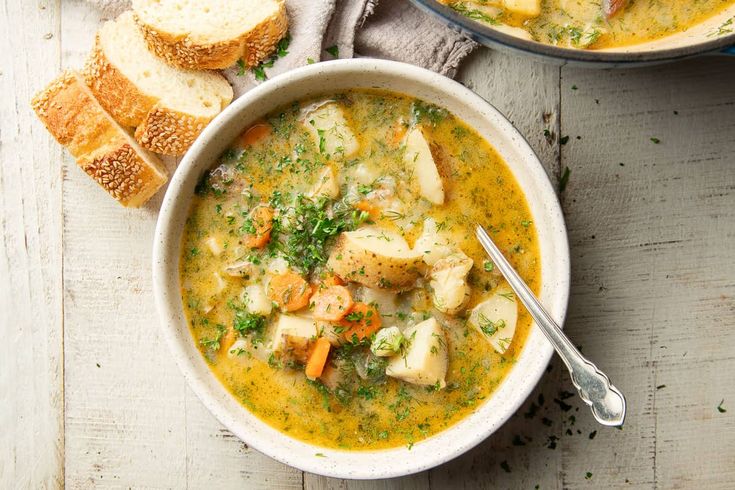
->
xmin=183 ymin=388 xmax=304 ymax=489
xmin=458 ymin=49 xmax=562 ymax=181
xmin=59 ymin=5 xmax=187 ymax=487
xmin=59 ymin=2 xmax=303 ymax=487
xmin=0 ymin=1 xmax=64 ymax=488
xmin=558 ymin=57 xmax=735 ymax=489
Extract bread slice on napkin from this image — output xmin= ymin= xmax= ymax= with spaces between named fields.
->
xmin=83 ymin=11 xmax=233 ymax=156
xmin=31 ymin=71 xmax=168 ymax=207
xmin=131 ymin=0 xmax=288 ymax=70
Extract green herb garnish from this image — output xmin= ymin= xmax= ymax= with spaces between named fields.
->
xmin=558 ymin=166 xmax=571 ymax=193
xmin=449 ymin=2 xmax=500 ymax=25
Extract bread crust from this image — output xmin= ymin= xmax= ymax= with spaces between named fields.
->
xmin=133 ymin=0 xmax=288 ymax=70
xmin=82 ymin=34 xmax=157 ymax=128
xmin=82 ymin=28 xmax=232 ymax=156
xmin=134 ymin=104 xmax=209 ymax=156
xmin=31 ymin=71 xmax=167 ymax=207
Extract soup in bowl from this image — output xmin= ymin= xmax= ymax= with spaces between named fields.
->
xmin=413 ymin=0 xmax=735 ymax=65
xmin=438 ymin=0 xmax=735 ymax=50
xmin=153 ymin=59 xmax=569 ymax=478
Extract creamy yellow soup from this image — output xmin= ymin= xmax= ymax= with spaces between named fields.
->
xmin=442 ymin=0 xmax=734 ymax=49
xmin=180 ymin=89 xmax=540 ymax=450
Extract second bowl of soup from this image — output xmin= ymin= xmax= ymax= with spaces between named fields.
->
xmin=153 ymin=59 xmax=570 ymax=478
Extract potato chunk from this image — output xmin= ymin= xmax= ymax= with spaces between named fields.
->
xmin=468 ymin=287 xmax=518 ymax=354
xmin=359 ymin=286 xmax=398 ymax=316
xmin=492 ymin=23 xmax=534 ymax=41
xmin=204 ymin=235 xmax=224 ymax=256
xmin=371 ymin=326 xmax=404 ymax=357
xmin=503 ymin=0 xmax=541 ymax=17
xmin=413 ymin=217 xmax=453 ymax=266
xmin=309 ymin=164 xmax=340 ymax=199
xmin=315 ymin=320 xmax=344 ymax=347
xmin=270 ymin=314 xmax=317 ymax=361
xmin=429 ymin=252 xmax=474 ymax=315
xmin=241 ymin=284 xmax=272 ymax=316
xmin=327 ymin=227 xmax=423 ymax=290
xmin=403 ymin=125 xmax=445 ymax=205
xmin=386 ymin=318 xmax=447 ymax=388
xmin=302 ymin=102 xmax=359 ymax=158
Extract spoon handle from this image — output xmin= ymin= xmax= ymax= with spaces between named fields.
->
xmin=475 ymin=225 xmax=626 ymax=427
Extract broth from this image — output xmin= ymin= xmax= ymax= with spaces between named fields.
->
xmin=179 ymin=89 xmax=541 ymax=450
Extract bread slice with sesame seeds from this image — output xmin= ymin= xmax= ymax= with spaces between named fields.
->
xmin=31 ymin=71 xmax=168 ymax=207
xmin=83 ymin=12 xmax=233 ymax=156
xmin=131 ymin=0 xmax=288 ymax=70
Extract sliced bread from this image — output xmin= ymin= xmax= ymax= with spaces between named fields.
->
xmin=83 ymin=12 xmax=233 ymax=156
xmin=31 ymin=71 xmax=168 ymax=207
xmin=131 ymin=0 xmax=288 ymax=70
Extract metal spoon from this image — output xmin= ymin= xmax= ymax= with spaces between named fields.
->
xmin=475 ymin=225 xmax=626 ymax=427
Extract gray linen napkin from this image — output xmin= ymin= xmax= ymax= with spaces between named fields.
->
xmin=86 ymin=0 xmax=476 ymax=97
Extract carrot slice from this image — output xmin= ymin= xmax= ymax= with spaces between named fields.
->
xmin=219 ymin=327 xmax=237 ymax=355
xmin=305 ymin=337 xmax=331 ymax=380
xmin=267 ymin=271 xmax=312 ymax=312
xmin=239 ymin=122 xmax=271 ymax=147
xmin=244 ymin=205 xmax=274 ymax=249
xmin=355 ymin=200 xmax=379 ymax=219
xmin=312 ymin=285 xmax=354 ymax=322
xmin=390 ymin=123 xmax=408 ymax=146
xmin=340 ymin=302 xmax=382 ymax=341
xmin=322 ymin=274 xmax=345 ymax=287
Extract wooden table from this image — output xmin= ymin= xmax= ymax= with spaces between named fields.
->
xmin=3 ymin=1 xmax=734 ymax=488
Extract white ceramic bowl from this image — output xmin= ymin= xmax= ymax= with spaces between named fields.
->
xmin=152 ymin=59 xmax=570 ymax=479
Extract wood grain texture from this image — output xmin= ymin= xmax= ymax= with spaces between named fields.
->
xmin=558 ymin=57 xmax=735 ymax=489
xmin=59 ymin=2 xmax=302 ymax=487
xmin=0 ymin=1 xmax=64 ymax=488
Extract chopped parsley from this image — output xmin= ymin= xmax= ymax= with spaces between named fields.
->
xmin=233 ymin=309 xmax=266 ymax=336
xmin=498 ymin=291 xmax=515 ymax=301
xmin=717 ymin=399 xmax=727 ymax=413
xmin=709 ymin=17 xmax=734 ymax=37
xmin=558 ymin=166 xmax=571 ymax=193
xmin=411 ymin=100 xmax=448 ymax=127
xmin=477 ymin=314 xmax=506 ymax=336
xmin=325 ymin=45 xmax=339 ymax=57
xmin=449 ymin=2 xmax=500 ymax=25
xmin=250 ymin=33 xmax=291 ymax=81
xmin=356 ymin=385 xmax=377 ymax=400
xmin=236 ymin=59 xmax=246 ymax=76
xmin=271 ymin=194 xmax=368 ymax=274
xmin=200 ymin=324 xmax=226 ymax=350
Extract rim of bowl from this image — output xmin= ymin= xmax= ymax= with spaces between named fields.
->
xmin=409 ymin=0 xmax=735 ymax=65
xmin=153 ymin=59 xmax=570 ymax=479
